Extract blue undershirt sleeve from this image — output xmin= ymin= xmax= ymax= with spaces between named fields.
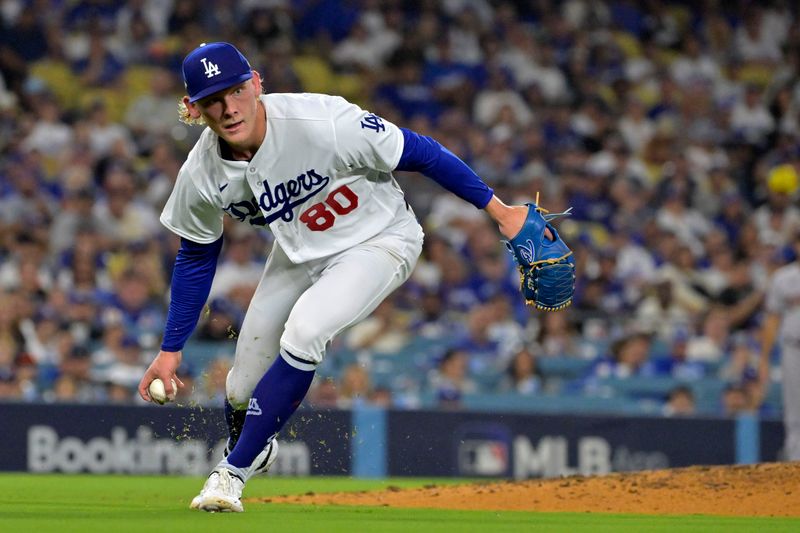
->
xmin=395 ymin=128 xmax=494 ymax=209
xmin=160 ymin=236 xmax=223 ymax=352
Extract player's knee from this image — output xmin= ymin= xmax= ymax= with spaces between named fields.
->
xmin=225 ymin=370 xmax=254 ymax=409
xmin=280 ymin=322 xmax=325 ymax=365
xmin=226 ymin=391 xmax=250 ymax=410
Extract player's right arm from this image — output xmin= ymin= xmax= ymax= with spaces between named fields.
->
xmin=138 ymin=236 xmax=224 ymax=401
xmin=755 ymin=311 xmax=780 ymax=406
xmin=139 ymin=158 xmax=225 ymax=402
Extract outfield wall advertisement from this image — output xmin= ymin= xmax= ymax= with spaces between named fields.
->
xmin=387 ymin=411 xmax=734 ymax=478
xmin=0 ymin=403 xmax=785 ymax=477
xmin=0 ymin=403 xmax=351 ymax=476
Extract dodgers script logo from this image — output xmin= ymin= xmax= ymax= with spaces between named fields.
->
xmin=222 ymin=168 xmax=330 ymax=226
xmin=200 ymin=57 xmax=220 ymax=78
xmin=257 ymin=168 xmax=330 ymax=223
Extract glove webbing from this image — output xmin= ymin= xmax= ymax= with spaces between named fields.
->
xmin=532 ymin=191 xmax=574 ymax=224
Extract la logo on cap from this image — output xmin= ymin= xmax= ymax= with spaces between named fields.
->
xmin=200 ymin=57 xmax=220 ymax=78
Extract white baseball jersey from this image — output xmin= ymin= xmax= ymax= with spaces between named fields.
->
xmin=765 ymin=262 xmax=800 ymax=341
xmin=161 ymin=93 xmax=411 ymax=263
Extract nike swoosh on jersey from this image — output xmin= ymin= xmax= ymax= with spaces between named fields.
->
xmin=219 ymin=183 xmax=229 ymax=192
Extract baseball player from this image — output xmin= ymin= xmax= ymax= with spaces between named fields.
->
xmin=757 ymin=231 xmax=800 ymax=461
xmin=136 ymin=42 xmax=573 ymax=512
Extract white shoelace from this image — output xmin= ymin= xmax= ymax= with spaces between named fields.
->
xmin=216 ymin=470 xmax=232 ymax=494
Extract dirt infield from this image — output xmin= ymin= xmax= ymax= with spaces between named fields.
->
xmin=259 ymin=462 xmax=800 ymax=516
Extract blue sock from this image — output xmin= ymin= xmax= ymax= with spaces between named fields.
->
xmin=226 ymin=351 xmax=315 ymax=469
xmin=224 ymin=399 xmax=246 ymax=449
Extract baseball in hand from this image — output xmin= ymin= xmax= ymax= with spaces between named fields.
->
xmin=148 ymin=378 xmax=177 ymax=405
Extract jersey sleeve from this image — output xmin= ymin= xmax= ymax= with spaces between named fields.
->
xmin=160 ymin=167 xmax=223 ymax=244
xmin=765 ymin=271 xmax=786 ymax=314
xmin=328 ymin=96 xmax=404 ymax=173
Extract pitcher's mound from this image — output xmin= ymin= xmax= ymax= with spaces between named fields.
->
xmin=257 ymin=462 xmax=800 ymax=516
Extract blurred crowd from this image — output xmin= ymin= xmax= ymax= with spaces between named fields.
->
xmin=0 ymin=0 xmax=799 ymax=417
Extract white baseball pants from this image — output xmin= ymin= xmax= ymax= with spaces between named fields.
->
xmin=225 ymin=210 xmax=423 ymax=408
xmin=781 ymin=343 xmax=800 ymax=461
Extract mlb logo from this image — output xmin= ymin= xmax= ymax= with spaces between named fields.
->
xmin=457 ymin=439 xmax=509 ymax=477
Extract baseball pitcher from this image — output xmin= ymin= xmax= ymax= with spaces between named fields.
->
xmin=136 ymin=42 xmax=575 ymax=512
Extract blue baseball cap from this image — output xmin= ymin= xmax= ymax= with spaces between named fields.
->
xmin=182 ymin=42 xmax=253 ymax=103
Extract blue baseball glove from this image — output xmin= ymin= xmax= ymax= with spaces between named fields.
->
xmin=505 ymin=199 xmax=575 ymax=311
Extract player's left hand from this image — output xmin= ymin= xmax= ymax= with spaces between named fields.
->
xmin=504 ymin=199 xmax=575 ymax=311
xmin=496 ymin=205 xmax=530 ymax=239
xmin=487 ymin=201 xmax=553 ymax=241
xmin=138 ymin=350 xmax=185 ymax=402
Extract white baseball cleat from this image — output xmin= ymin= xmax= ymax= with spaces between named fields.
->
xmin=190 ymin=468 xmax=245 ymax=512
xmin=190 ymin=440 xmax=280 ymax=512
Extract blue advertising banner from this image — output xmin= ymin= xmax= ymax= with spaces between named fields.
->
xmin=0 ymin=403 xmax=785 ymax=477
xmin=386 ymin=411 xmax=737 ymax=479
xmin=0 ymin=403 xmax=351 ymax=476
xmin=760 ymin=419 xmax=786 ymax=461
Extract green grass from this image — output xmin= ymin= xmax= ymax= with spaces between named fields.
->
xmin=0 ymin=474 xmax=797 ymax=532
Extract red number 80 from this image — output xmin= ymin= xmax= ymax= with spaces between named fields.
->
xmin=299 ymin=185 xmax=359 ymax=231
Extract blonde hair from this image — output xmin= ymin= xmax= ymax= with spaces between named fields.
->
xmin=178 ymin=100 xmax=206 ymax=126
xmin=177 ymin=72 xmax=264 ymax=127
